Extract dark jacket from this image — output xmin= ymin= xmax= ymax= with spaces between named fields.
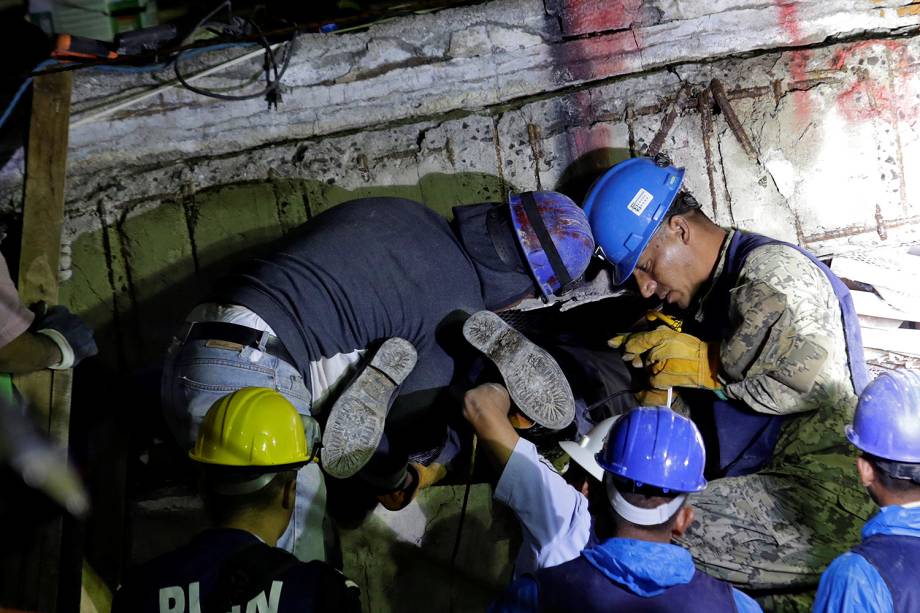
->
xmin=112 ymin=528 xmax=361 ymax=613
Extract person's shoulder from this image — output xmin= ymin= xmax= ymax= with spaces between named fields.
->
xmin=278 ymin=561 xmax=361 ymax=610
xmin=741 ymin=243 xmax=828 ymax=290
xmin=305 ymin=197 xmax=447 ymax=237
xmin=728 ymin=586 xmax=763 ymax=613
xmin=813 ymin=550 xmax=893 ymax=613
xmin=823 ymin=550 xmax=875 ymax=580
xmin=111 ymin=548 xmax=195 ymax=612
xmin=687 ymin=571 xmax=762 ymax=612
xmin=121 ymin=544 xmax=191 ymax=581
xmin=744 ymin=242 xmax=813 ymax=270
xmin=815 ymin=550 xmax=885 ymax=598
xmin=284 ymin=558 xmax=345 ymax=574
xmin=329 ymin=197 xmax=430 ymax=217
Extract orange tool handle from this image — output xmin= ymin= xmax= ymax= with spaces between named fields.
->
xmin=645 ymin=310 xmax=683 ymax=333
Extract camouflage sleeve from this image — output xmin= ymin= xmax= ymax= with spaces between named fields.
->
xmin=719 ymin=245 xmax=844 ymax=415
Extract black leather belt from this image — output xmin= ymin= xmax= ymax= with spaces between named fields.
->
xmin=185 ymin=321 xmax=296 ymax=367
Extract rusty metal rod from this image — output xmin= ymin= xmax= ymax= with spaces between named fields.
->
xmin=647 ymin=83 xmax=690 ymax=157
xmin=710 ymin=78 xmax=758 ymax=162
xmin=697 ymin=87 xmax=720 ymax=221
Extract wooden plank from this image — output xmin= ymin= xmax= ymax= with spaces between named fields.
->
xmin=5 ymin=68 xmax=75 ymax=613
xmin=19 ymin=72 xmax=71 ymax=303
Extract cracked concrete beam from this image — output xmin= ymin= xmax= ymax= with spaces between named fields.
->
xmin=546 ymin=0 xmax=664 ymax=36
xmin=3 ymin=0 xmax=920 ymax=202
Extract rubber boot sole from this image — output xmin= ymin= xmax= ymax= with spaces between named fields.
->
xmin=321 ymin=337 xmax=418 ymax=479
xmin=462 ymin=310 xmax=574 ymax=430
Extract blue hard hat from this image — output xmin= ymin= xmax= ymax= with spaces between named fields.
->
xmin=596 ymin=406 xmax=707 ymax=493
xmin=846 ymin=369 xmax=920 ymax=462
xmin=582 ymin=157 xmax=685 ymax=285
xmin=509 ymin=191 xmax=595 ymax=299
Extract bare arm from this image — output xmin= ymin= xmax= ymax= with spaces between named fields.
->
xmin=462 ymin=383 xmax=519 ymax=468
xmin=0 ymin=331 xmax=62 ymax=373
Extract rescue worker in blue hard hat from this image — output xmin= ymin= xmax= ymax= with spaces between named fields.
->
xmin=113 ymin=388 xmax=361 ymax=613
xmin=586 ymin=156 xmax=875 ymax=599
xmin=161 ymin=193 xmax=594 ymax=558
xmin=813 ymin=369 xmax=920 ymax=613
xmin=484 ymin=401 xmax=761 ymax=612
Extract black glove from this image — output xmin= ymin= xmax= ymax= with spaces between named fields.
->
xmin=34 ymin=305 xmax=98 ymax=369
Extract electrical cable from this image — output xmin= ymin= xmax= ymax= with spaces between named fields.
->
xmin=173 ymin=37 xmax=293 ymax=101
xmin=187 ymin=0 xmax=234 ymax=43
xmin=584 ymin=388 xmax=634 ymax=414
xmin=171 ymin=2 xmax=296 ymax=103
xmin=0 ymin=59 xmax=59 ymax=132
xmin=70 ymin=41 xmax=285 ymax=127
xmin=448 ymin=432 xmax=477 ymax=612
xmin=86 ymin=42 xmax=257 ymax=74
xmin=20 ymin=0 xmax=471 ymax=120
xmin=29 ymin=0 xmax=476 ymax=79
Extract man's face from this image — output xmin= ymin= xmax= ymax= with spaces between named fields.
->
xmin=631 ymin=217 xmax=702 ymax=309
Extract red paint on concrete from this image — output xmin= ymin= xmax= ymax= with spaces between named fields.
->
xmin=558 ymin=0 xmax=645 ymax=37
xmin=555 ymin=1 xmax=648 ymax=177
xmin=570 ymin=123 xmax=616 ymax=159
xmin=830 ymin=40 xmax=907 ymax=70
xmin=831 ymin=40 xmax=918 ymax=124
xmin=555 ymin=30 xmax=642 ymax=84
xmin=775 ymin=1 xmax=813 ymax=124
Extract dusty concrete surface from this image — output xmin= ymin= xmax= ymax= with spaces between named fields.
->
xmin=339 ymin=484 xmax=518 ymax=612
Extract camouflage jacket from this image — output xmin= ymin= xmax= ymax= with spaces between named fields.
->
xmin=693 ymin=229 xmax=856 ymax=416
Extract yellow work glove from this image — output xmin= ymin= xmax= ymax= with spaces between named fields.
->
xmin=635 ymin=388 xmax=677 ymax=406
xmin=609 ymin=326 xmax=722 ymax=391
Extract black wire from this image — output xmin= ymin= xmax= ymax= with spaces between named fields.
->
xmin=584 ymin=388 xmax=635 ymax=413
xmin=448 ymin=433 xmax=477 ymax=613
xmin=171 ymin=2 xmax=296 ymax=102
xmin=173 ymin=38 xmax=293 ymax=101
xmin=32 ymin=0 xmax=478 ymax=77
xmin=243 ymin=16 xmax=279 ymax=85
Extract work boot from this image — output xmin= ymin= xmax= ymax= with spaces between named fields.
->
xmin=321 ymin=337 xmax=417 ymax=479
xmin=462 ymin=310 xmax=574 ymax=430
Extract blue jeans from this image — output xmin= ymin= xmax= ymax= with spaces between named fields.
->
xmin=161 ymin=337 xmax=326 ymax=562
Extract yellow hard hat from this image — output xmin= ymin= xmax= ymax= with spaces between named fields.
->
xmin=189 ymin=387 xmax=313 ymax=467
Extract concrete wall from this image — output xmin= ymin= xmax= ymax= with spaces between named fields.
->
xmin=5 ymin=0 xmax=920 ymax=609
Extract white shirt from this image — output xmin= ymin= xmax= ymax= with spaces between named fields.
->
xmin=494 ymin=438 xmax=592 ymax=577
